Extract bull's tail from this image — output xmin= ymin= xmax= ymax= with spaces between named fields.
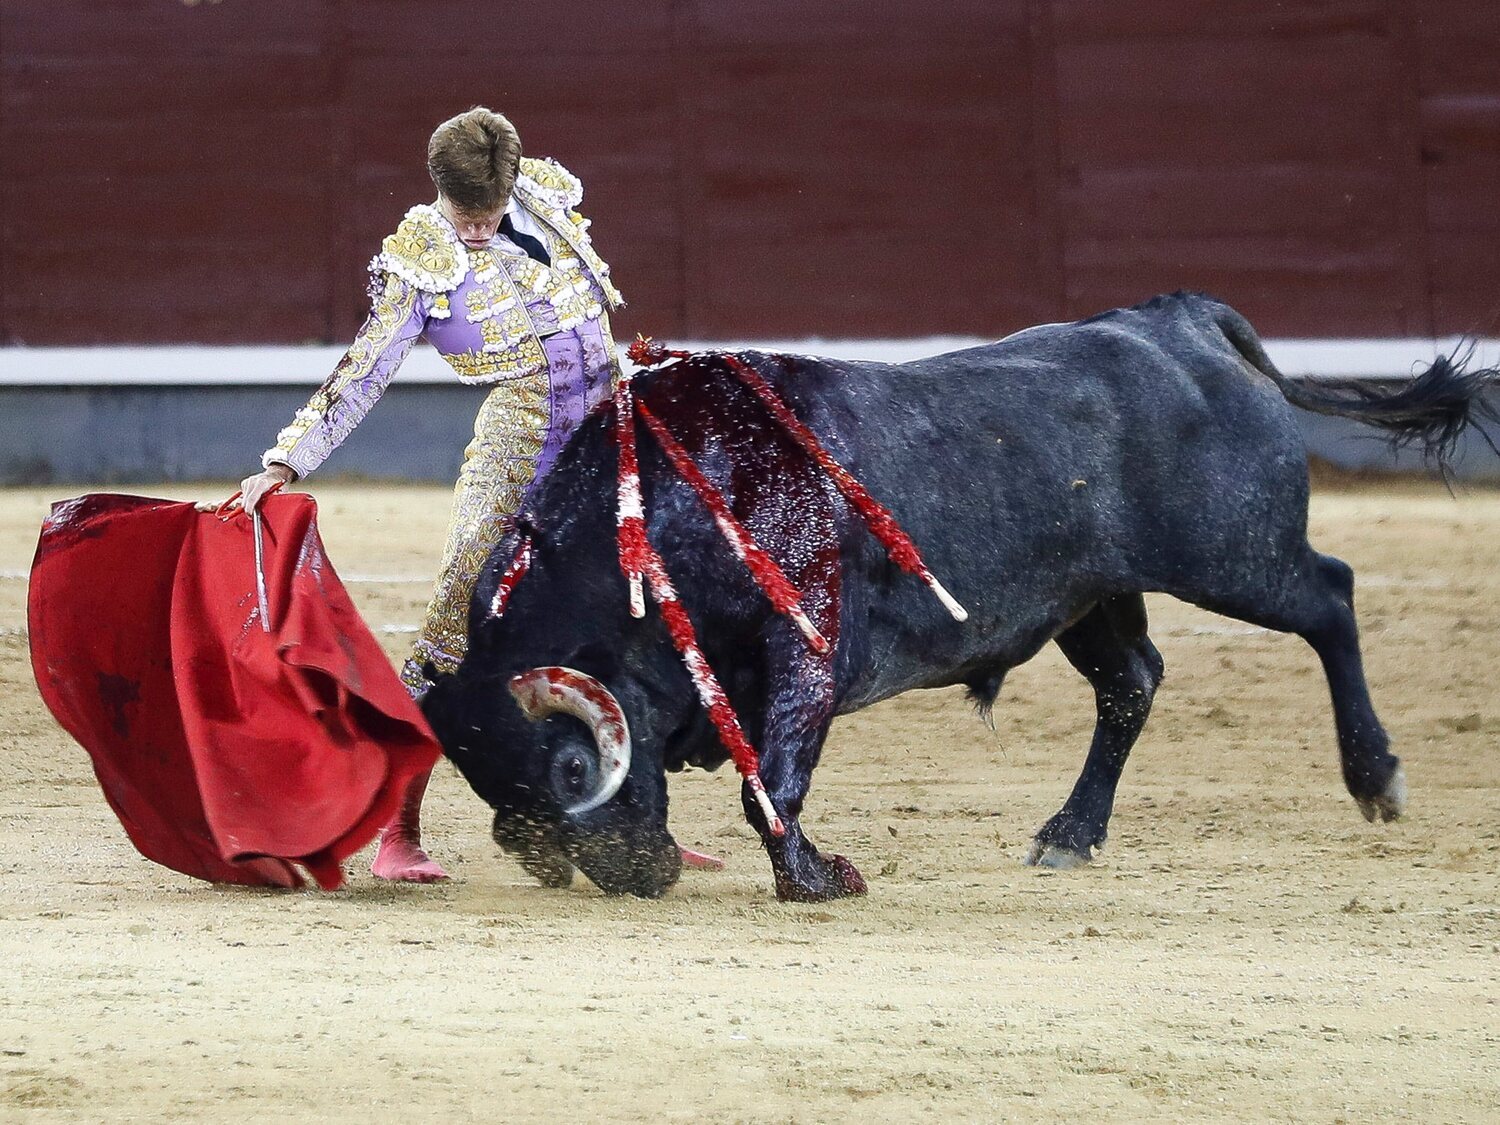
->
xmin=1210 ymin=302 xmax=1500 ymax=471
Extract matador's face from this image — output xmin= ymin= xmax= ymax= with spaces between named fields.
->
xmin=437 ymin=194 xmax=505 ymax=250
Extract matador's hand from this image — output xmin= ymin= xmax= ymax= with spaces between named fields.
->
xmin=199 ymin=464 xmax=297 ymax=514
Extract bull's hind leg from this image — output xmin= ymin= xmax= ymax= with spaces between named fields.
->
xmin=1193 ymin=552 xmax=1405 ymax=821
xmin=1027 ymin=596 xmax=1164 ymax=868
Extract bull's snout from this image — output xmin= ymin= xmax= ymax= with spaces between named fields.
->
xmin=491 ymin=813 xmax=574 ymax=888
xmin=494 ymin=809 xmax=681 ymax=898
xmin=565 ymin=831 xmax=682 ymax=899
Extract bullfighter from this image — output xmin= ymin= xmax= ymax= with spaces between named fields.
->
xmin=222 ymin=106 xmax=624 ymax=882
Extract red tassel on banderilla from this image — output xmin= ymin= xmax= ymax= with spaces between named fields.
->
xmin=612 ymin=338 xmax=969 ymax=838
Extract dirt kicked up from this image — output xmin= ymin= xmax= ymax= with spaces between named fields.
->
xmin=1 ymin=481 xmax=1496 ymax=1122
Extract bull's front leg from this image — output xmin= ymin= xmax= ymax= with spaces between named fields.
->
xmin=740 ymin=661 xmax=866 ymax=902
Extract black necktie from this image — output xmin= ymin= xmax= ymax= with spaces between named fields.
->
xmin=499 ymin=214 xmax=551 ymax=266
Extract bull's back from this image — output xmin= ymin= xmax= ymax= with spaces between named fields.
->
xmin=807 ymin=294 xmax=1311 ymax=702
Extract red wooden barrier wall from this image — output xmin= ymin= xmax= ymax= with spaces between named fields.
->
xmin=1 ymin=1 xmax=1495 ymax=347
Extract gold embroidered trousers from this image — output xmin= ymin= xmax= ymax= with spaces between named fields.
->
xmin=399 ymin=321 xmax=616 ymax=693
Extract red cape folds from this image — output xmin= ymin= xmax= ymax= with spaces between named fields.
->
xmin=27 ymin=493 xmax=442 ymax=890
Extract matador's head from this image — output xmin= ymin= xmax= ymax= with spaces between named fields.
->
xmin=428 ymin=107 xmax=521 ymax=249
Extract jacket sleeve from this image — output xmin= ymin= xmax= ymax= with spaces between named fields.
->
xmin=262 ymin=273 xmax=428 ymax=477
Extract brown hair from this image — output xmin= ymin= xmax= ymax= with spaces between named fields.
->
xmin=426 ymin=107 xmax=521 ymax=215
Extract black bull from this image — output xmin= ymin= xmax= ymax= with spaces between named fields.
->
xmin=424 ymin=292 xmax=1496 ymax=901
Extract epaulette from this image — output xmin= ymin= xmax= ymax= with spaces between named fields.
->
xmin=370 ymin=204 xmax=468 ymax=294
xmin=515 ymin=156 xmax=584 ymax=212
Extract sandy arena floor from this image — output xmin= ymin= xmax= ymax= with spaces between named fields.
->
xmin=1 ymin=480 xmax=1497 ymax=1122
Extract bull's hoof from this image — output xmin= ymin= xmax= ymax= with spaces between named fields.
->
xmin=774 ymin=853 xmax=868 ymax=903
xmin=1026 ymin=810 xmax=1104 ymax=870
xmin=1024 ymin=840 xmax=1094 ymax=869
xmin=1356 ymin=764 xmax=1408 ymax=824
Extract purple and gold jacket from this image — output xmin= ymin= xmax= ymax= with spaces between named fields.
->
xmin=263 ymin=157 xmax=623 ymax=477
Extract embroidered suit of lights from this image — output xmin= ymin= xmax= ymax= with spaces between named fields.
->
xmin=260 ymin=155 xmax=623 ymax=696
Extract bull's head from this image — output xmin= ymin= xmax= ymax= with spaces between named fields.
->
xmin=430 ymin=657 xmax=685 ymax=898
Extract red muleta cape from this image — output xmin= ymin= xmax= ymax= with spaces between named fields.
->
xmin=27 ymin=493 xmax=441 ymax=890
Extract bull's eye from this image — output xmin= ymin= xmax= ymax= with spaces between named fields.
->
xmin=550 ymin=748 xmax=596 ymax=800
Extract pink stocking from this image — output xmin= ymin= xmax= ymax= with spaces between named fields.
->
xmin=369 ymin=765 xmax=449 ymax=883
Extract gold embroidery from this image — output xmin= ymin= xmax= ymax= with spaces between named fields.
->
xmin=516 ymin=156 xmax=583 ymax=210
xmin=471 ymin=247 xmax=499 ymax=283
xmin=373 ymin=205 xmax=468 ymax=293
xmin=265 ymin=273 xmax=418 ymax=468
xmin=350 ymin=159 xmax=620 ymax=398
xmin=480 ymin=318 xmax=507 ymax=348
xmin=509 ymin=257 xmax=548 ymax=292
xmin=497 ymin=247 xmax=605 ymax=332
xmin=443 ymin=343 xmax=548 ymax=382
xmin=513 ymin=157 xmax=623 ymax=310
xmin=403 ymin=373 xmax=552 ymax=688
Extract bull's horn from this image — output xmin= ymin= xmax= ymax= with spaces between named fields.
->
xmin=508 ymin=667 xmax=632 ymax=816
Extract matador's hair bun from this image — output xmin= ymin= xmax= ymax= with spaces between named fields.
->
xmin=427 ymin=107 xmax=522 ymax=215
